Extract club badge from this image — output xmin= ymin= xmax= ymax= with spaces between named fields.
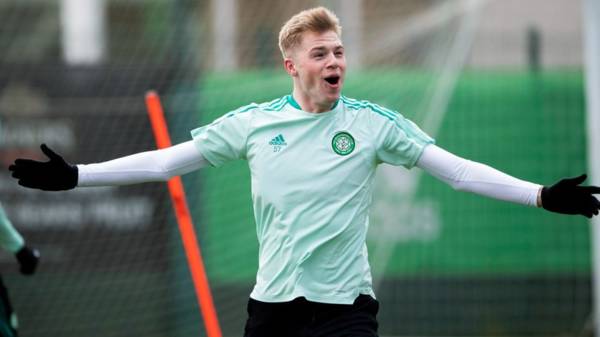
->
xmin=332 ymin=131 xmax=355 ymax=156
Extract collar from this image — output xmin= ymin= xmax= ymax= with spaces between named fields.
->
xmin=287 ymin=95 xmax=340 ymax=112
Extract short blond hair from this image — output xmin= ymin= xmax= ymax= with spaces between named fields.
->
xmin=278 ymin=7 xmax=342 ymax=58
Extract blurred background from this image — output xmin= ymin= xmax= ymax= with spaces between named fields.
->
xmin=0 ymin=0 xmax=596 ymax=336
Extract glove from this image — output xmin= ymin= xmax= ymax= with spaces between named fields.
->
xmin=9 ymin=144 xmax=78 ymax=191
xmin=15 ymin=246 xmax=40 ymax=275
xmin=541 ymin=174 xmax=600 ymax=218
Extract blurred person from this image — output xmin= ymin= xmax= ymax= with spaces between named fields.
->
xmin=0 ymin=203 xmax=40 ymax=337
xmin=8 ymin=7 xmax=599 ymax=337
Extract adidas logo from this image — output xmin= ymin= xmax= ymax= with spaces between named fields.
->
xmin=269 ymin=134 xmax=287 ymax=146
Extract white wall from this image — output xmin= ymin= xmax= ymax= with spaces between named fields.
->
xmin=470 ymin=0 xmax=582 ymax=68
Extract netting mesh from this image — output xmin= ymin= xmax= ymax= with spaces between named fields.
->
xmin=0 ymin=1 xmax=591 ymax=337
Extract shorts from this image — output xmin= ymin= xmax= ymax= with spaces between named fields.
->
xmin=243 ymin=294 xmax=379 ymax=337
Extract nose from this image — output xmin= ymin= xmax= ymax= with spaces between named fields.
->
xmin=326 ymin=52 xmax=339 ymax=68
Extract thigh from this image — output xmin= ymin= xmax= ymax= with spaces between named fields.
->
xmin=312 ymin=295 xmax=379 ymax=337
xmin=243 ymin=297 xmax=311 ymax=337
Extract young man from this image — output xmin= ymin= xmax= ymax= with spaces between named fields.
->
xmin=8 ymin=7 xmax=600 ymax=337
xmin=0 ymin=203 xmax=40 ymax=337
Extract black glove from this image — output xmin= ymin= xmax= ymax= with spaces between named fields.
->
xmin=541 ymin=174 xmax=600 ymax=218
xmin=15 ymin=246 xmax=40 ymax=275
xmin=9 ymin=144 xmax=78 ymax=191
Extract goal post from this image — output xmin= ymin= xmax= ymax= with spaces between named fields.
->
xmin=583 ymin=0 xmax=600 ymax=334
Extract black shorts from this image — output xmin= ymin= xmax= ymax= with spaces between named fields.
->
xmin=243 ymin=294 xmax=379 ymax=337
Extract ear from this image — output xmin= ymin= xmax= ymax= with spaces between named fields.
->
xmin=284 ymin=58 xmax=298 ymax=77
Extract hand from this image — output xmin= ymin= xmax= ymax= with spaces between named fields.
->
xmin=541 ymin=174 xmax=600 ymax=218
xmin=15 ymin=246 xmax=40 ymax=275
xmin=9 ymin=144 xmax=78 ymax=191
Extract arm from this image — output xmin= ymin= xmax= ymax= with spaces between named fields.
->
xmin=416 ymin=144 xmax=541 ymax=207
xmin=0 ymin=204 xmax=40 ymax=275
xmin=78 ymin=141 xmax=208 ymax=186
xmin=9 ymin=141 xmax=209 ymax=190
xmin=0 ymin=204 xmax=24 ymax=253
xmin=416 ymin=145 xmax=600 ymax=217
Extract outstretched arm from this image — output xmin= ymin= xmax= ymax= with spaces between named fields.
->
xmin=78 ymin=141 xmax=208 ymax=186
xmin=9 ymin=140 xmax=209 ymax=190
xmin=416 ymin=145 xmax=600 ymax=218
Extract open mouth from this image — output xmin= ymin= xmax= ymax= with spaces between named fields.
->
xmin=324 ymin=75 xmax=340 ymax=86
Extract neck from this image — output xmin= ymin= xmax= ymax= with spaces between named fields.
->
xmin=292 ymin=88 xmax=336 ymax=113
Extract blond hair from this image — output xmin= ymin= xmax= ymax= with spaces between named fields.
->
xmin=278 ymin=7 xmax=342 ymax=58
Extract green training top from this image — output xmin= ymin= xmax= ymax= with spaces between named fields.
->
xmin=191 ymin=95 xmax=434 ymax=304
xmin=0 ymin=203 xmax=24 ymax=253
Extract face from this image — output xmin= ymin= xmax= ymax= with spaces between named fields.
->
xmin=284 ymin=30 xmax=346 ymax=112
